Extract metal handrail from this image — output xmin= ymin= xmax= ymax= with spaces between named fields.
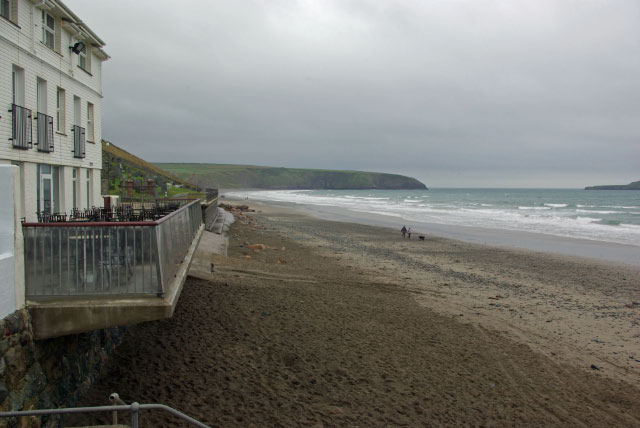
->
xmin=0 ymin=402 xmax=211 ymax=428
xmin=154 ymin=199 xmax=200 ymax=224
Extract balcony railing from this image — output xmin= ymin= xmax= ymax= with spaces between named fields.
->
xmin=36 ymin=112 xmax=54 ymax=152
xmin=9 ymin=104 xmax=33 ymax=150
xmin=22 ymin=200 xmax=202 ymax=299
xmin=72 ymin=124 xmax=86 ymax=158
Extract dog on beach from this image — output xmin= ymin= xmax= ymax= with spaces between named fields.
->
xmin=418 ymin=235 xmax=425 ymax=241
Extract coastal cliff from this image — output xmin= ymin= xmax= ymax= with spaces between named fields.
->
xmin=585 ymin=181 xmax=640 ymax=190
xmin=156 ymin=163 xmax=428 ymax=190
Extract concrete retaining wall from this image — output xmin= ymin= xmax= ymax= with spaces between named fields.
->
xmin=0 ymin=309 xmax=125 ymax=428
xmin=202 ymin=198 xmax=219 ymax=232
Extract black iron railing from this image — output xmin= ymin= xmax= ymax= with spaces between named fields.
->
xmin=72 ymin=124 xmax=86 ymax=158
xmin=36 ymin=112 xmax=54 ymax=152
xmin=9 ymin=104 xmax=32 ymax=149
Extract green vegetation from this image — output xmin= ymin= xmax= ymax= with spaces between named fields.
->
xmin=165 ymin=185 xmax=205 ymax=198
xmin=585 ymin=181 xmax=640 ymax=190
xmin=102 ymin=141 xmax=199 ymax=196
xmin=155 ymin=163 xmax=427 ymax=190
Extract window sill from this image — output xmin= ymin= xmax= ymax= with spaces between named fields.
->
xmin=0 ymin=15 xmax=20 ymax=28
xmin=86 ymin=140 xmax=95 ymax=144
xmin=78 ymin=66 xmax=92 ymax=76
xmin=39 ymin=41 xmax=63 ymax=57
xmin=55 ymin=131 xmax=67 ymax=136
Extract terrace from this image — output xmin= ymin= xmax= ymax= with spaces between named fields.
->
xmin=22 ymin=199 xmax=205 ymax=339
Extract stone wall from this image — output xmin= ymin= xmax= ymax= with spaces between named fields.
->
xmin=0 ymin=309 xmax=125 ymax=428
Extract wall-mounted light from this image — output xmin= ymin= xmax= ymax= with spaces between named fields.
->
xmin=69 ymin=41 xmax=85 ymax=55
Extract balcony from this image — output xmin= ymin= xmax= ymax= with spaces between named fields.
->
xmin=72 ymin=124 xmax=86 ymax=158
xmin=36 ymin=112 xmax=54 ymax=152
xmin=22 ymin=200 xmax=204 ymax=339
xmin=9 ymin=104 xmax=33 ymax=150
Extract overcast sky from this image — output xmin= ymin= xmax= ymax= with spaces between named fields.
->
xmin=65 ymin=0 xmax=639 ymax=188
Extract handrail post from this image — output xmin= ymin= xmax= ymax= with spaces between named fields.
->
xmin=130 ymin=402 xmax=140 ymax=428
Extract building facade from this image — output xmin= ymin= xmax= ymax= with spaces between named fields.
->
xmin=0 ymin=0 xmax=108 ymax=225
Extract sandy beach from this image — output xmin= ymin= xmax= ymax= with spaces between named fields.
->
xmin=67 ymin=201 xmax=640 ymax=427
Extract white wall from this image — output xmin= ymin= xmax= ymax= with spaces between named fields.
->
xmin=0 ymin=165 xmax=17 ymax=318
xmin=0 ymin=0 xmax=107 ymax=220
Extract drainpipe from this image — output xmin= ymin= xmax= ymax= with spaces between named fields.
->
xmin=30 ymin=5 xmax=35 ymax=53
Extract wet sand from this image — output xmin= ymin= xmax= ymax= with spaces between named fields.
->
xmin=67 ymin=203 xmax=640 ymax=427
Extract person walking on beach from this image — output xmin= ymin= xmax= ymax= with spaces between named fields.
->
xmin=407 ymin=227 xmax=412 ymax=239
xmin=401 ymin=225 xmax=407 ymax=238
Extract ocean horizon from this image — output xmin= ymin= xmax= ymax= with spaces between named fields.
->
xmin=225 ymin=188 xmax=640 ymax=249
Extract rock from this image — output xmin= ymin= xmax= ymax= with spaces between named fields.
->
xmin=4 ymin=347 xmax=26 ymax=385
xmin=0 ymin=379 xmax=8 ymax=403
xmin=590 ymin=364 xmax=601 ymax=370
xmin=6 ymin=313 xmax=23 ymax=335
xmin=0 ymin=338 xmax=9 ymax=354
xmin=7 ymin=387 xmax=25 ymax=412
xmin=248 ymin=244 xmax=266 ymax=250
xmin=326 ymin=406 xmax=343 ymax=415
xmin=23 ymin=363 xmax=46 ymax=397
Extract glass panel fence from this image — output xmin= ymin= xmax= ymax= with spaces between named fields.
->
xmin=24 ymin=226 xmax=161 ymax=297
xmin=24 ymin=201 xmax=202 ymax=299
xmin=155 ymin=201 xmax=202 ymax=291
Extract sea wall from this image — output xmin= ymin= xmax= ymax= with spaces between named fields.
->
xmin=0 ymin=309 xmax=125 ymax=428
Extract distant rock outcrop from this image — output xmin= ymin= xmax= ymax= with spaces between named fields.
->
xmin=585 ymin=181 xmax=640 ymax=190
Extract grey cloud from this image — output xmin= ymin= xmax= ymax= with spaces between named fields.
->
xmin=65 ymin=0 xmax=640 ymax=187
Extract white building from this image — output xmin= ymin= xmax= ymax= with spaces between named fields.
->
xmin=0 ymin=0 xmax=107 ymax=318
xmin=1 ymin=0 xmax=108 ymax=223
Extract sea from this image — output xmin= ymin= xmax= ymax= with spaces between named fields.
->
xmin=226 ymin=189 xmax=640 ymax=250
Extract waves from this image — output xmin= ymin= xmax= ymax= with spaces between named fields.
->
xmin=226 ymin=189 xmax=640 ymax=247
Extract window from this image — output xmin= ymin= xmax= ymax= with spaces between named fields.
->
xmin=72 ymin=168 xmax=78 ymax=209
xmin=72 ymin=95 xmax=85 ymax=158
xmin=1 ymin=0 xmax=10 ymax=20
xmin=10 ymin=65 xmax=31 ymax=149
xmin=86 ymin=169 xmax=92 ymax=208
xmin=73 ymin=95 xmax=81 ymax=126
xmin=42 ymin=10 xmax=54 ymax=49
xmin=77 ymin=42 xmax=91 ymax=72
xmin=1 ymin=0 xmax=16 ymax=24
xmin=36 ymin=78 xmax=53 ymax=152
xmin=56 ymin=87 xmax=65 ymax=132
xmin=78 ymin=43 xmax=86 ymax=70
xmin=87 ymin=102 xmax=94 ymax=141
xmin=37 ymin=78 xmax=47 ymax=114
xmin=12 ymin=65 xmax=24 ymax=106
xmin=37 ymin=164 xmax=59 ymax=215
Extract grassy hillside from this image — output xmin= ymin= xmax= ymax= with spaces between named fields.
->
xmin=102 ymin=141 xmax=200 ymax=196
xmin=155 ymin=163 xmax=427 ymax=190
